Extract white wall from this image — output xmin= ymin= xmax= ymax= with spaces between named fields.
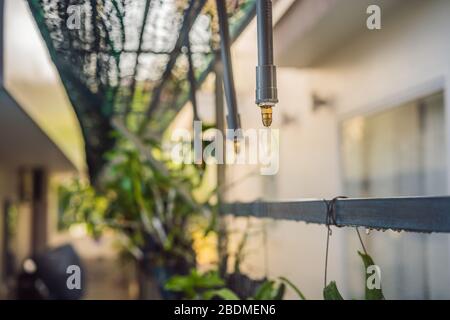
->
xmin=219 ymin=0 xmax=450 ymax=299
xmin=4 ymin=0 xmax=85 ymax=172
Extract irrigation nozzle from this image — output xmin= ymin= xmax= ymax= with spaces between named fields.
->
xmin=233 ymin=137 xmax=241 ymax=154
xmin=256 ymin=0 xmax=278 ymax=128
xmin=260 ymin=104 xmax=273 ymax=127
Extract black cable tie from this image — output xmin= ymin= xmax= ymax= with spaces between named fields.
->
xmin=323 ymin=196 xmax=347 ymax=231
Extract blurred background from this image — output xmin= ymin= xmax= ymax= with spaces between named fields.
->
xmin=1 ymin=0 xmax=450 ymax=300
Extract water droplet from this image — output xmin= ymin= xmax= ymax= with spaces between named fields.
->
xmin=365 ymin=228 xmax=371 ymax=235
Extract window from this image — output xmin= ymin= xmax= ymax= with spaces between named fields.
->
xmin=340 ymin=91 xmax=450 ymax=299
xmin=341 ymin=92 xmax=446 ymax=197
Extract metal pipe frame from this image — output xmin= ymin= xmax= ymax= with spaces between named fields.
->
xmin=221 ymin=196 xmax=450 ymax=233
xmin=255 ymin=0 xmax=278 ymax=107
xmin=216 ymin=0 xmax=241 ymax=134
xmin=152 ymin=2 xmax=256 ymax=135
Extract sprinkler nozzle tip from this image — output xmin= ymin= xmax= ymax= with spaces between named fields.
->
xmin=260 ymin=106 xmax=273 ymax=127
xmin=233 ymin=138 xmax=241 ymax=154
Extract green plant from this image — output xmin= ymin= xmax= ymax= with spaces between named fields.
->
xmin=59 ymin=128 xmax=215 ymax=297
xmin=251 ymin=279 xmax=286 ymax=300
xmin=323 ymin=251 xmax=384 ymax=300
xmin=165 ymin=269 xmax=239 ymax=300
xmin=165 ymin=268 xmax=306 ymax=301
xmin=279 ymin=277 xmax=307 ymax=300
xmin=62 ymin=124 xmax=381 ymax=302
xmin=62 ymin=122 xmax=292 ymax=300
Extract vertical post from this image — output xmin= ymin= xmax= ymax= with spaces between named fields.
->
xmin=31 ymin=168 xmax=48 ymax=254
xmin=215 ymin=60 xmax=225 ymax=194
xmin=215 ymin=59 xmax=228 ymax=276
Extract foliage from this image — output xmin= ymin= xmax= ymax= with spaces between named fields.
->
xmin=358 ymin=251 xmax=385 ymax=300
xmin=252 ymin=280 xmax=285 ymax=300
xmin=165 ymin=269 xmax=306 ymax=301
xmin=249 ymin=277 xmax=306 ymax=300
xmin=323 ymin=251 xmax=385 ymax=300
xmin=60 ymin=135 xmax=385 ymax=301
xmin=59 ymin=134 xmax=213 ymax=275
xmin=29 ymin=0 xmax=257 ymax=180
xmin=279 ymin=277 xmax=306 ymax=300
xmin=59 ymin=126 xmax=298 ymax=300
xmin=165 ymin=269 xmax=238 ymax=300
xmin=203 ymin=288 xmax=240 ymax=300
xmin=323 ymin=281 xmax=344 ymax=300
xmin=60 ymin=136 xmax=306 ymax=300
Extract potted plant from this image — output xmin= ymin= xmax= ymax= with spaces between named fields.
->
xmin=60 ymin=124 xmax=214 ymax=298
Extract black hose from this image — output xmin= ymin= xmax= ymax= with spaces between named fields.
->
xmin=257 ymin=0 xmax=273 ymax=65
xmin=256 ymin=0 xmax=278 ymax=106
xmin=216 ymin=0 xmax=241 ymax=132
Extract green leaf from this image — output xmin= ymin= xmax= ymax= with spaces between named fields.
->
xmin=358 ymin=251 xmax=384 ymax=300
xmin=203 ymin=289 xmax=240 ymax=300
xmin=164 ymin=269 xmax=225 ymax=300
xmin=120 ymin=177 xmax=132 ymax=192
xmin=194 ymin=271 xmax=225 ymax=289
xmin=279 ymin=277 xmax=306 ymax=300
xmin=323 ymin=281 xmax=344 ymax=300
xmin=273 ymin=283 xmax=286 ymax=300
xmin=164 ymin=274 xmax=193 ymax=292
xmin=253 ymin=281 xmax=276 ymax=300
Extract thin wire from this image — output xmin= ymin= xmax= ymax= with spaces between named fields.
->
xmin=323 ymin=199 xmax=333 ymax=288
xmin=323 ymin=196 xmax=347 ymax=287
xmin=355 ymin=227 xmax=368 ymax=255
xmin=324 ymin=221 xmax=331 ymax=287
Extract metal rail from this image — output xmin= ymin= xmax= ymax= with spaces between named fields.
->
xmin=221 ymin=196 xmax=450 ymax=233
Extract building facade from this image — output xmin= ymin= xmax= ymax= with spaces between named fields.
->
xmin=216 ymin=0 xmax=450 ymax=299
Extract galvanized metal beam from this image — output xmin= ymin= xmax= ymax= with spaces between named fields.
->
xmin=221 ymin=196 xmax=450 ymax=233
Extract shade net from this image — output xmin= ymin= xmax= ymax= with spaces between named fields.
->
xmin=27 ymin=0 xmax=255 ymax=180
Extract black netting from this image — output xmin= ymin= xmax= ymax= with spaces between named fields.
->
xmin=27 ymin=0 xmax=256 ymax=180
